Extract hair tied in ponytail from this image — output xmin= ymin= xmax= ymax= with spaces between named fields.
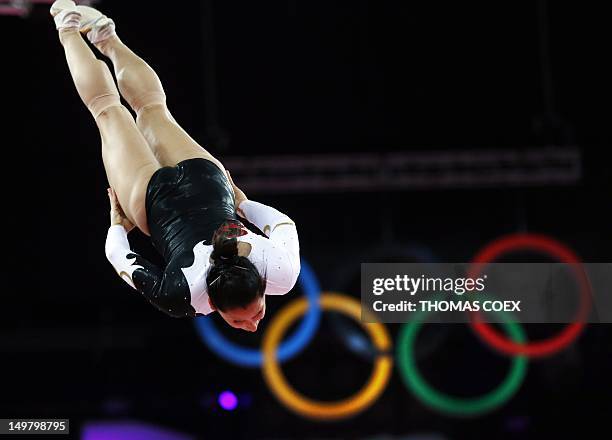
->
xmin=211 ymin=220 xmax=247 ymax=264
xmin=217 ymin=220 xmax=248 ymax=239
xmin=206 ymin=219 xmax=267 ymax=312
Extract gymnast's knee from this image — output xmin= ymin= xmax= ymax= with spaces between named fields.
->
xmin=131 ymin=91 xmax=167 ymax=116
xmin=134 ymin=98 xmax=175 ymax=134
xmin=87 ymin=92 xmax=122 ymax=119
xmin=83 ymin=61 xmax=123 ymax=119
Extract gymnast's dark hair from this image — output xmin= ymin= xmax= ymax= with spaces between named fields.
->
xmin=206 ymin=220 xmax=266 ymax=312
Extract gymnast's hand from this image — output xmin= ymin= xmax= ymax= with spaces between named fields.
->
xmin=107 ymin=187 xmax=135 ymax=233
xmin=225 ymin=169 xmax=248 ymax=210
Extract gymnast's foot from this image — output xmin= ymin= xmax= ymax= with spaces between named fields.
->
xmin=50 ymin=0 xmax=80 ymax=30
xmin=75 ymin=5 xmax=116 ymax=45
xmin=50 ymin=0 xmax=75 ymax=17
xmin=49 ymin=1 xmax=115 ymax=44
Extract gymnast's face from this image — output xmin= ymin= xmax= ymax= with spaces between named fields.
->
xmin=217 ymin=296 xmax=266 ymax=332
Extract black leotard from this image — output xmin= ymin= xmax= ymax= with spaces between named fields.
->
xmin=105 ymin=159 xmax=301 ymax=318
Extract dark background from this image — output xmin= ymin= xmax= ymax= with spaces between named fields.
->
xmin=1 ymin=1 xmax=611 ymax=439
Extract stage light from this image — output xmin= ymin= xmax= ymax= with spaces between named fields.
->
xmin=218 ymin=391 xmax=238 ymax=411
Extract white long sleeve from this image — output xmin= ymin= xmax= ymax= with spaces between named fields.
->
xmin=105 ymin=225 xmax=143 ymax=289
xmin=105 ymin=225 xmax=196 ymax=318
xmin=238 ymin=200 xmax=301 ymax=294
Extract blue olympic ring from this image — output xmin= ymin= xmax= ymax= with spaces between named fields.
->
xmin=194 ymin=258 xmax=322 ymax=367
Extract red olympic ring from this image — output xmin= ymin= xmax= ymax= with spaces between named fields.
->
xmin=467 ymin=233 xmax=592 ymax=358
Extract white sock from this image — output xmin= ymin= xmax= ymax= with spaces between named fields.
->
xmin=86 ymin=18 xmax=117 ymax=45
xmin=54 ymin=10 xmax=81 ymax=31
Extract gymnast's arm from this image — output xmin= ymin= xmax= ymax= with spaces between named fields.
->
xmin=104 ymin=188 xmax=194 ymax=318
xmin=104 ymin=225 xmax=196 ymax=318
xmin=225 ymin=171 xmax=300 ymax=293
xmin=238 ymin=199 xmax=301 ymax=294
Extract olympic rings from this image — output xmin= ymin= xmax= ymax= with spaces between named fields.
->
xmin=262 ymin=292 xmax=393 ymax=421
xmin=190 ymin=233 xmax=587 ymax=419
xmin=397 ymin=312 xmax=528 ymax=417
xmin=193 ymin=259 xmax=322 ymax=367
xmin=467 ymin=233 xmax=592 ymax=358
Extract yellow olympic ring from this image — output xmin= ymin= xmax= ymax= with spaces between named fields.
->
xmin=262 ymin=292 xmax=393 ymax=420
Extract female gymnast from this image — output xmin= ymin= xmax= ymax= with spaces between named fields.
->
xmin=51 ymin=0 xmax=300 ymax=332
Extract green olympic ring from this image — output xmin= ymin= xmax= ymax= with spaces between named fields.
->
xmin=396 ymin=311 xmax=528 ymax=417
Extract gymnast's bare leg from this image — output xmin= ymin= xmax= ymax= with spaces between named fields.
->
xmin=93 ymin=30 xmax=227 ymax=172
xmin=52 ymin=3 xmax=159 ymax=235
